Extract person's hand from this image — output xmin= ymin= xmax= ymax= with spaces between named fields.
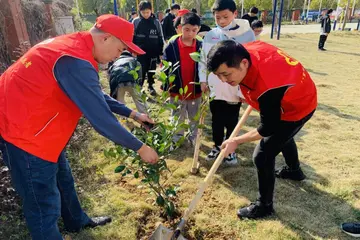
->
xmin=201 ymin=82 xmax=208 ymax=93
xmin=133 ymin=112 xmax=155 ymax=130
xmin=221 ymin=138 xmax=239 ymax=156
xmin=137 ymin=144 xmax=158 ymax=164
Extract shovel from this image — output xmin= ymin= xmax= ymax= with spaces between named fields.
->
xmin=150 ymin=105 xmax=253 ymax=240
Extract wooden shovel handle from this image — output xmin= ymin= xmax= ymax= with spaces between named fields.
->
xmin=191 ymin=113 xmax=205 ymax=171
xmin=182 ymin=105 xmax=253 ymax=221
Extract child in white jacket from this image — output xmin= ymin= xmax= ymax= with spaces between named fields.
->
xmin=199 ymin=0 xmax=255 ymax=165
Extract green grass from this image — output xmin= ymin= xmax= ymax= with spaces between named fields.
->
xmin=1 ymin=32 xmax=360 ymax=239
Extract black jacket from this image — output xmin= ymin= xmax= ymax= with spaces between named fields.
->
xmin=162 ymin=36 xmax=202 ymax=96
xmin=320 ymin=14 xmax=331 ymax=34
xmin=162 ymin=13 xmax=176 ymax=40
xmin=133 ymin=15 xmax=164 ymax=57
xmin=108 ymin=51 xmax=142 ymax=99
xmin=241 ymin=13 xmax=258 ymax=26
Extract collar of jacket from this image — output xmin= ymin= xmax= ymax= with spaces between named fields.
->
xmin=140 ymin=13 xmax=156 ymax=20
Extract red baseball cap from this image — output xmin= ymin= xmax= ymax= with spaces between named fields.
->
xmin=173 ymin=9 xmax=190 ymax=21
xmin=95 ymin=14 xmax=145 ymax=55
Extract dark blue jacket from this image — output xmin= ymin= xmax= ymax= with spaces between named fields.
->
xmin=162 ymin=36 xmax=202 ymax=96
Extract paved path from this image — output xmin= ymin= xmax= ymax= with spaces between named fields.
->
xmin=262 ymin=22 xmax=358 ymax=34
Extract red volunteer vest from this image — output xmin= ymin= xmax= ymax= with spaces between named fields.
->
xmin=240 ymin=41 xmax=317 ymax=121
xmin=0 ymin=32 xmax=98 ymax=162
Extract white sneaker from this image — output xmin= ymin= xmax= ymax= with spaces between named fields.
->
xmin=223 ymin=153 xmax=238 ymax=166
xmin=206 ymin=146 xmax=221 ymax=161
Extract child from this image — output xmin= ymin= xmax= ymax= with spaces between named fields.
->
xmin=108 ymin=51 xmax=147 ymax=114
xmin=241 ymin=6 xmax=259 ymax=26
xmin=162 ymin=3 xmax=181 ymax=41
xmin=319 ymin=9 xmax=333 ymax=51
xmin=133 ymin=1 xmax=164 ymax=96
xmin=162 ymin=12 xmax=203 ymax=146
xmin=169 ymin=9 xmax=202 ymax=42
xmin=251 ymin=20 xmax=263 ymax=39
xmin=199 ymin=0 xmax=255 ymax=165
xmin=129 ymin=11 xmax=138 ymax=22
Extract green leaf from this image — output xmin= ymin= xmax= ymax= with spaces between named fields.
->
xmin=104 ymin=149 xmax=109 ymax=158
xmin=179 ymin=88 xmax=183 ymax=95
xmin=162 ymin=60 xmax=169 ymax=68
xmin=133 ymin=72 xmax=138 ymax=80
xmin=169 ymin=75 xmax=175 ymax=84
xmin=165 ymin=103 xmax=177 ymax=110
xmin=184 ymin=85 xmax=188 ymax=94
xmin=152 ymin=174 xmax=160 ymax=184
xmin=158 ymin=72 xmax=167 ymax=82
xmin=189 ymin=52 xmax=201 ymax=62
xmin=165 ymin=188 xmax=176 ymax=197
xmin=166 ymin=201 xmax=176 ymax=217
xmin=156 ymin=195 xmax=165 ymax=206
xmin=134 ymin=171 xmax=139 ymax=178
xmin=141 ymin=178 xmax=149 ymax=183
xmin=197 ymin=124 xmax=206 ymax=129
xmin=115 ymin=165 xmax=126 ymax=173
xmin=193 ymin=110 xmax=201 ymax=121
xmin=108 ymin=149 xmax=116 ymax=158
xmin=174 ymin=95 xmax=179 ymax=103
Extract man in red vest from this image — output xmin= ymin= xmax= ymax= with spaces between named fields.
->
xmin=0 ymin=15 xmax=158 ymax=239
xmin=207 ymin=40 xmax=317 ymax=219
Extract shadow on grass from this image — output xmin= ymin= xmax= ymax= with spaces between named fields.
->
xmin=307 ymin=68 xmax=328 ymax=76
xmin=326 ymin=50 xmax=360 ymax=57
xmin=317 ymin=103 xmax=360 ymax=121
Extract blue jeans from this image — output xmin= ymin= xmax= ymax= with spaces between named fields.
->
xmin=0 ymin=139 xmax=91 ymax=240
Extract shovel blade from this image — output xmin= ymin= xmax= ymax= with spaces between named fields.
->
xmin=150 ymin=224 xmax=187 ymax=240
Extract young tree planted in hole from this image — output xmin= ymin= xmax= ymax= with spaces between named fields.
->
xmin=104 ymin=58 xmax=210 ymax=218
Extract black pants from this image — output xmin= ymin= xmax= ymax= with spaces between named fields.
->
xmin=253 ymin=110 xmax=315 ymax=204
xmin=318 ymin=35 xmax=328 ymax=49
xmin=138 ymin=55 xmax=157 ymax=87
xmin=210 ymin=100 xmax=242 ymax=146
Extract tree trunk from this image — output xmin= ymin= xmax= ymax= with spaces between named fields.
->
xmin=196 ymin=0 xmax=201 ymax=15
xmin=94 ymin=8 xmax=100 ymax=16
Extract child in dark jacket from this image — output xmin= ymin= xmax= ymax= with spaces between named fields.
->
xmin=108 ymin=51 xmax=147 ymax=114
xmin=162 ymin=12 xmax=202 ymax=145
xmin=318 ymin=9 xmax=333 ymax=51
xmin=133 ymin=1 xmax=164 ymax=96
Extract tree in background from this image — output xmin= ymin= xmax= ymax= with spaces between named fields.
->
xmin=78 ymin=0 xmax=112 ymax=16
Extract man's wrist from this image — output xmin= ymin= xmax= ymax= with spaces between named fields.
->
xmin=130 ymin=111 xmax=140 ymax=120
xmin=235 ymin=137 xmax=243 ymax=145
xmin=134 ymin=112 xmax=141 ymax=121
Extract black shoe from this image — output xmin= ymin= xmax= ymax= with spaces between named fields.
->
xmin=275 ymin=166 xmax=306 ymax=181
xmin=237 ymin=200 xmax=274 ymax=219
xmin=84 ymin=216 xmax=112 ymax=229
xmin=318 ymin=48 xmax=327 ymax=51
xmin=341 ymin=222 xmax=360 ymax=237
xmin=148 ymin=86 xmax=157 ymax=96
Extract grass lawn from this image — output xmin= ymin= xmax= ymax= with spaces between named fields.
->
xmin=1 ymin=32 xmax=359 ymax=240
